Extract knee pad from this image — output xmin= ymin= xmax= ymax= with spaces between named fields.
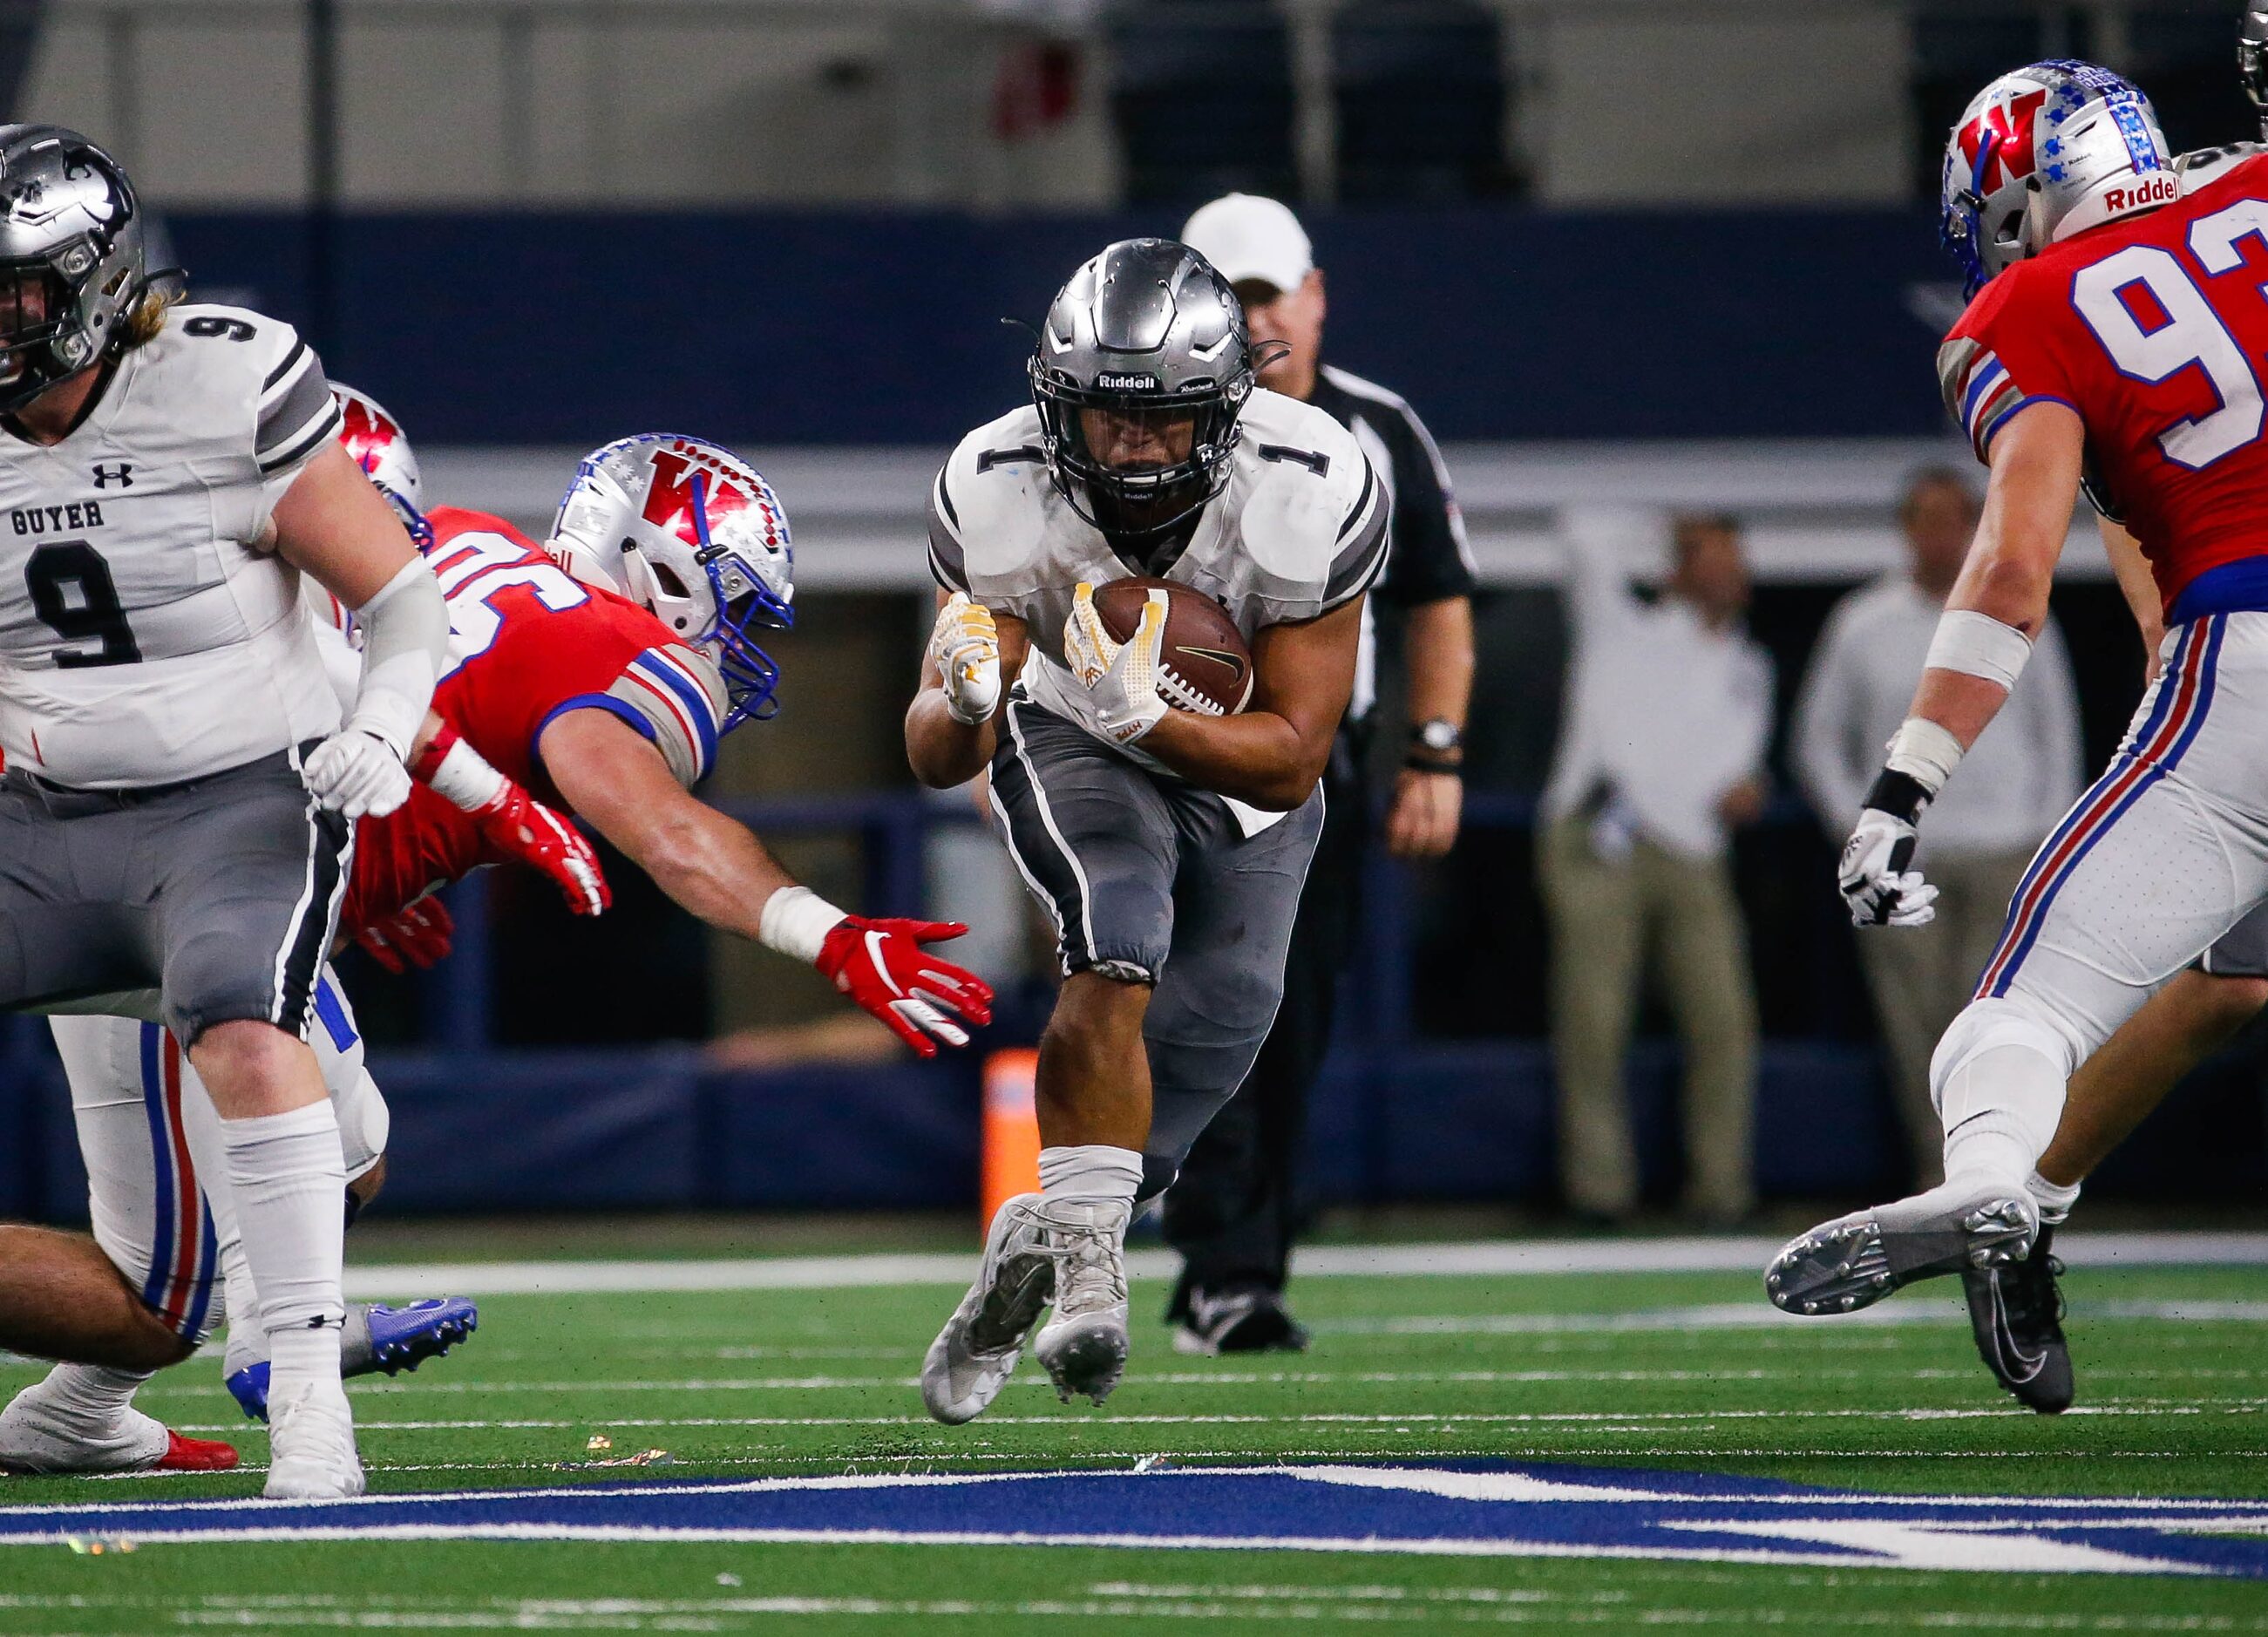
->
xmin=1929 ymin=997 xmax=2073 ymax=1156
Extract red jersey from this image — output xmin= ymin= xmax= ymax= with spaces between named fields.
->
xmin=342 ymin=505 xmax=728 ymax=931
xmin=1940 ymin=151 xmax=2268 ymax=614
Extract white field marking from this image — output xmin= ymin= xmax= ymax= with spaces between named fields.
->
xmin=0 ymin=1518 xmax=2230 ymax=1578
xmin=136 ymin=1368 xmax=1804 ymax=1401
xmin=1317 ymin=1297 xmax=2268 ymax=1337
xmin=153 ymin=1400 xmax=2266 ymax=1437
xmin=3 ymin=1594 xmax=2260 ymax=1635
xmin=337 ymin=1231 xmax=2268 ymax=1298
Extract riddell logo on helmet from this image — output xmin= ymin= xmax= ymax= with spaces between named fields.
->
xmin=2103 ymin=174 xmax=2179 ymax=214
xmin=1095 ymin=372 xmax=1160 ymax=391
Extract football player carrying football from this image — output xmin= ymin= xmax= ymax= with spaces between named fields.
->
xmin=907 ymin=240 xmax=1384 ymax=1422
xmin=0 ymin=126 xmax=452 ymax=1498
xmin=1769 ymin=63 xmax=2268 ymax=1367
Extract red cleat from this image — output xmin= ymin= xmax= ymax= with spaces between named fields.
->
xmin=155 ymin=1431 xmax=238 ymax=1473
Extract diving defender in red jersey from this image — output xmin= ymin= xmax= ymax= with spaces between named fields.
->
xmin=341 ymin=427 xmax=994 ymax=1059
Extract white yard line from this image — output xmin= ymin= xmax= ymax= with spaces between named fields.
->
xmin=153 ymin=1401 xmax=2265 ymax=1435
xmin=339 ymin=1232 xmax=2268 ymax=1299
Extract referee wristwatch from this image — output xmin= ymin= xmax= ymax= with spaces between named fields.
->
xmin=1406 ymin=717 xmax=1464 ymax=776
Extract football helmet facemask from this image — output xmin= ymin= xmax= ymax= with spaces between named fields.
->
xmin=330 ymin=384 xmax=431 ymax=549
xmin=549 ymin=433 xmax=794 ymax=731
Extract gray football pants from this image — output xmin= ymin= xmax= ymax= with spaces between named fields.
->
xmin=987 ymin=695 xmax=1324 ymax=1199
xmin=0 ymin=747 xmax=351 ymax=1046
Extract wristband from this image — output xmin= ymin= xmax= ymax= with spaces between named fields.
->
xmin=1924 ymin=609 xmax=2032 ymax=691
xmin=1403 ymin=752 xmax=1464 ymax=777
xmin=409 ymin=723 xmax=507 ymax=815
xmin=759 ymin=885 xmax=849 ymax=966
xmin=1862 ymin=767 xmax=1933 ymax=826
xmin=1884 ymin=715 xmax=1965 ymax=796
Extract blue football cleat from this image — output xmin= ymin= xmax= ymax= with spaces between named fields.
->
xmin=226 ymin=1298 xmax=479 ymax=1422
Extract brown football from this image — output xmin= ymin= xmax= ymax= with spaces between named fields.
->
xmin=1093 ymin=575 xmax=1254 ymax=717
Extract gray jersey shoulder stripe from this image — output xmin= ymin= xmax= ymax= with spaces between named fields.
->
xmin=1324 ymin=477 xmax=1390 ymax=606
xmin=257 ymin=401 xmax=343 ymax=476
xmin=1336 ymin=456 xmax=1377 ymax=540
xmin=261 ymin=337 xmax=307 ymax=392
xmin=257 ymin=356 xmax=335 ymax=459
xmin=927 ymin=472 xmax=969 ymax=591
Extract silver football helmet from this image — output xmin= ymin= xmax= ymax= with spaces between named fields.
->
xmin=1029 ymin=238 xmax=1254 ymax=545
xmin=330 ymin=384 xmax=430 ymax=549
xmin=0 ymin=125 xmax=147 ymax=413
xmin=550 ymin=434 xmax=794 ymax=730
xmin=1940 ymin=62 xmax=2173 ymax=296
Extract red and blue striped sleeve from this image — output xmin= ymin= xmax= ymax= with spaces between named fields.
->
xmin=597 ymin=644 xmax=729 ymax=788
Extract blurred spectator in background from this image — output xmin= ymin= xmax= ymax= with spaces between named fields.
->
xmin=1540 ymin=513 xmax=1770 ymax=1226
xmin=1793 ymin=468 xmax=2081 ymax=1187
xmin=1163 ymin=194 xmax=1476 ymax=1353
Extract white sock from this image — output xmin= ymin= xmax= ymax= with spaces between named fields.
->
xmin=1937 ymin=1042 xmax=2064 ymax=1187
xmin=220 ymin=1103 xmax=347 ymax=1393
xmin=1038 ymin=1144 xmax=1144 ymax=1208
xmin=2026 ymin=1169 xmax=2082 ymax=1225
xmin=18 ymin=1364 xmax=150 ymax=1434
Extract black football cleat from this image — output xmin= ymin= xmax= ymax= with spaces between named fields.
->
xmin=1963 ymin=1223 xmax=2074 ymax=1414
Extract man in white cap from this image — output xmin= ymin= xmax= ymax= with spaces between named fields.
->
xmin=1165 ymin=193 xmax=1477 ymax=1353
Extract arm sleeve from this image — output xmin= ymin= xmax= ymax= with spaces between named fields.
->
xmin=927 ymin=463 xmax=970 ymax=594
xmin=1319 ymin=451 xmax=1392 ymax=613
xmin=1789 ymin=606 xmax=1869 ymax=826
xmin=254 ymin=329 xmax=343 ymax=502
xmin=1373 ymin=402 xmax=1477 ymax=608
xmin=1937 ymin=274 xmax=2081 ymax=464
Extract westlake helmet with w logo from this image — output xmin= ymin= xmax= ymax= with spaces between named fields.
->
xmin=549 ymin=433 xmax=794 ymax=730
xmin=329 ymin=383 xmax=430 ymax=548
xmin=1942 ymin=61 xmax=2172 ymax=297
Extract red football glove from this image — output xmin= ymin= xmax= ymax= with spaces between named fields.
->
xmin=471 ymin=781 xmax=610 ymax=918
xmin=815 ymin=917 xmax=995 ymax=1059
xmin=413 ymin=722 xmax=610 ymax=918
xmin=356 ymin=897 xmax=454 ymax=975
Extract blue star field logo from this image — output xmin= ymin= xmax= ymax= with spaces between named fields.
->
xmin=0 ymin=1464 xmax=2264 ymax=1576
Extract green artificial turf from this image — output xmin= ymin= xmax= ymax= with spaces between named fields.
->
xmin=0 ymin=1254 xmax=2262 ymax=1633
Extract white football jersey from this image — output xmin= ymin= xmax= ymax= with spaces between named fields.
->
xmin=927 ymin=388 xmax=1387 ymax=751
xmin=0 ymin=304 xmax=344 ymax=788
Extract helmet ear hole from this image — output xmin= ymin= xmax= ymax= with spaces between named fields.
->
xmin=651 ymin=563 xmax=690 ymax=600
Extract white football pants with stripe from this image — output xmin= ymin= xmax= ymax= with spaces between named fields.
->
xmin=44 ymin=966 xmax=390 ymax=1352
xmin=1932 ymin=613 xmax=2268 ymax=1179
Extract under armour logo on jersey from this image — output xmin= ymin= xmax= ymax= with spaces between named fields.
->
xmin=90 ymin=463 xmax=132 ymax=489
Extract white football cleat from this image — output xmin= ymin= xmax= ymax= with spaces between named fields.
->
xmin=263 ymin=1382 xmax=365 ymax=1500
xmin=922 ymin=1192 xmax=1056 ymax=1425
xmin=1032 ymin=1199 xmax=1132 ymax=1409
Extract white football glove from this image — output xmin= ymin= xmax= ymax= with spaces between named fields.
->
xmin=929 ymin=592 xmax=1001 ymax=725
xmin=1838 ymin=807 xmax=1938 ymax=928
xmin=1064 ymin=581 xmax=1168 ymax=746
xmin=303 ymin=729 xmax=411 ymax=820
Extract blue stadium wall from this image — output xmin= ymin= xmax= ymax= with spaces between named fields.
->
xmin=3 ymin=1029 xmax=2256 ymax=1221
xmin=163 ymin=206 xmax=1952 ymax=445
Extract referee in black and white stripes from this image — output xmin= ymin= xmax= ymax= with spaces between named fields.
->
xmin=1165 ymin=194 xmax=1477 ymax=1354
